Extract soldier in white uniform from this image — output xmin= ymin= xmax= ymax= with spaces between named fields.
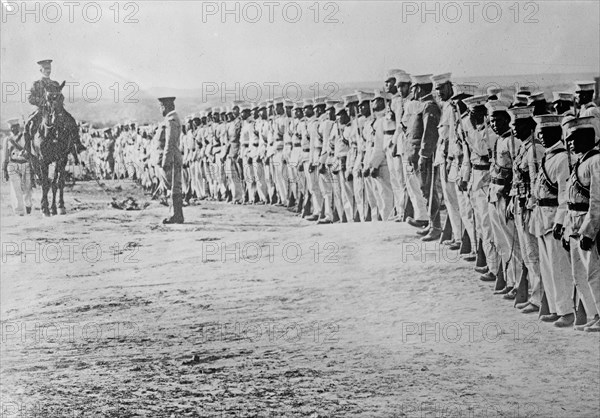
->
xmin=486 ymin=100 xmax=524 ymax=297
xmin=562 ymin=116 xmax=600 ymax=332
xmin=530 ymin=114 xmax=574 ymax=326
xmin=2 ymin=119 xmax=33 ymax=216
xmin=507 ymin=106 xmax=545 ymax=310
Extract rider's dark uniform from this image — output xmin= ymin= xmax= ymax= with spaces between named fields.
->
xmin=25 ymin=77 xmax=62 ymax=143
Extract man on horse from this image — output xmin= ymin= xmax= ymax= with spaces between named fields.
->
xmin=24 ymin=59 xmax=85 ymax=156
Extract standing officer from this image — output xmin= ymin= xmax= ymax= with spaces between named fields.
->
xmin=158 ymin=97 xmax=184 ymax=224
xmin=562 ymin=116 xmax=600 ymax=332
xmin=3 ymin=119 xmax=33 ymax=216
xmin=407 ymin=74 xmax=442 ymax=240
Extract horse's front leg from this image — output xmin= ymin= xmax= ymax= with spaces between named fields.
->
xmin=50 ymin=163 xmax=59 ymax=215
xmin=57 ymin=159 xmax=68 ymax=214
xmin=40 ymin=163 xmax=51 ymax=217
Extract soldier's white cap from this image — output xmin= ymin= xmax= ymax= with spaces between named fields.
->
xmin=450 ymin=91 xmax=473 ymax=102
xmin=463 ymin=94 xmax=488 ymax=110
xmin=342 ymin=94 xmax=358 ymax=107
xmin=314 ymin=96 xmax=327 ymax=107
xmin=250 ymin=103 xmax=258 ymax=111
xmin=257 ymin=102 xmax=268 ymax=110
xmin=562 ymin=115 xmax=596 ymax=137
xmin=284 ymin=99 xmax=294 ymax=108
xmin=396 ymin=72 xmax=411 ymax=83
xmin=512 ymin=94 xmax=529 ymax=106
xmin=205 ymin=107 xmax=213 ymax=114
xmin=371 ymin=89 xmax=385 ymax=101
xmin=232 ymin=100 xmax=244 ymax=109
xmin=410 ymin=74 xmax=433 ymax=85
xmin=527 ymin=91 xmax=546 ymax=104
xmin=334 ymin=103 xmax=347 ymax=116
xmin=552 ymin=92 xmax=574 ymax=103
xmin=487 ymin=86 xmax=503 ymax=96
xmin=37 ymin=59 xmax=52 ymax=67
xmin=533 ymin=114 xmax=563 ymax=128
xmin=575 ymin=81 xmax=595 ymax=92
xmin=325 ymin=99 xmax=339 ymax=110
xmin=508 ymin=106 xmax=534 ymax=121
xmin=225 ymin=106 xmax=233 ymax=114
xmin=239 ymin=102 xmax=251 ymax=112
xmin=302 ymin=98 xmax=314 ymax=108
xmin=431 ymin=73 xmax=452 ymax=89
xmin=212 ymin=106 xmax=221 ymax=114
xmin=103 ymin=127 xmax=112 ymax=133
xmin=273 ymin=97 xmax=285 ymax=106
xmin=385 ymin=69 xmax=404 ymax=82
xmin=6 ymin=118 xmax=20 ymax=127
xmin=293 ymin=102 xmax=304 ymax=111
xmin=266 ymin=99 xmax=274 ymax=107
xmin=357 ymin=91 xmax=375 ymax=104
xmin=220 ymin=107 xmax=227 ymax=114
xmin=198 ymin=111 xmax=206 ymax=118
xmin=485 ymin=100 xmax=510 ymax=114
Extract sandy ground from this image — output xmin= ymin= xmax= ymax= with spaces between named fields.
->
xmin=1 ymin=178 xmax=599 ymax=418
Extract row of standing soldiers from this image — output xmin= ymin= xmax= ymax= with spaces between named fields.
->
xmin=78 ymin=72 xmax=600 ymax=332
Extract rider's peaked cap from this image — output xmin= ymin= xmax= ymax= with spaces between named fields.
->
xmin=158 ymin=97 xmax=176 ymax=104
xmin=37 ymin=59 xmax=53 ymax=67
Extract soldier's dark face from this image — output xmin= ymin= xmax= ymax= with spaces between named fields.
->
xmin=233 ymin=107 xmax=240 ymax=118
xmin=347 ymin=103 xmax=357 ymax=118
xmin=569 ymin=128 xmax=596 ymax=154
xmin=538 ymin=126 xmax=561 ymax=148
xmin=438 ymin=82 xmax=453 ymax=101
xmin=576 ymin=91 xmax=593 ymax=105
xmin=294 ymin=108 xmax=303 ymax=119
xmin=359 ymin=102 xmax=371 ymax=117
xmin=385 ymin=79 xmax=396 ymax=94
xmin=470 ymin=106 xmax=486 ymax=125
xmin=10 ymin=125 xmax=20 ymax=135
xmin=227 ymin=113 xmax=234 ymax=122
xmin=304 ymin=106 xmax=314 ymax=118
xmin=241 ymin=109 xmax=250 ymax=120
xmin=259 ymin=108 xmax=267 ymax=119
xmin=337 ymin=111 xmax=350 ymax=125
xmin=490 ymin=112 xmax=510 ymax=135
xmin=276 ymin=103 xmax=285 ymax=116
xmin=398 ymin=82 xmax=411 ymax=98
xmin=213 ymin=114 xmax=220 ymax=123
xmin=314 ymin=105 xmax=325 ymax=117
xmin=286 ymin=106 xmax=293 ymax=117
xmin=372 ymin=98 xmax=385 ymax=112
xmin=553 ymin=101 xmax=571 ymax=115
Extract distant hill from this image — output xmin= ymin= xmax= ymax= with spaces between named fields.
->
xmin=2 ymin=72 xmax=597 ymax=128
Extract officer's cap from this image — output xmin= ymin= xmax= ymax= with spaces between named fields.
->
xmin=396 ymin=72 xmax=411 ymax=84
xmin=158 ymin=96 xmax=176 ymax=105
xmin=37 ymin=59 xmax=52 ymax=67
xmin=575 ymin=81 xmax=595 ymax=93
xmin=6 ymin=118 xmax=20 ymax=128
xmin=533 ymin=114 xmax=563 ymax=129
xmin=431 ymin=72 xmax=452 ymax=89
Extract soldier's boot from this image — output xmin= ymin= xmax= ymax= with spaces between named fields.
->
xmin=163 ymin=194 xmax=184 ymax=224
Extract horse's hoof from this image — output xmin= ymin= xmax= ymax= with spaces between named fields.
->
xmin=42 ymin=210 xmax=51 ymax=217
xmin=58 ymin=208 xmax=67 ymax=215
xmin=51 ymin=208 xmax=58 ymax=216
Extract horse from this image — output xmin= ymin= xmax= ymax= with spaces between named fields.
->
xmin=31 ymin=87 xmax=81 ymax=217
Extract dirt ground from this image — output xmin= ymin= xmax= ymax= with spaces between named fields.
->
xmin=1 ymin=179 xmax=599 ymax=418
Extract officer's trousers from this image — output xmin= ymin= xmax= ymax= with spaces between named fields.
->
xmin=402 ymin=157 xmax=428 ymax=222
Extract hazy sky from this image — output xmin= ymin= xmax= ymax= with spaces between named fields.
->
xmin=2 ymin=0 xmax=599 ymax=91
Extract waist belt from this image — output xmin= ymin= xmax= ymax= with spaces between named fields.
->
xmin=302 ymin=148 xmax=310 ymax=152
xmin=9 ymin=158 xmax=28 ymax=164
xmin=491 ymin=178 xmax=508 ymax=186
xmin=293 ymin=144 xmax=302 ymax=148
xmin=384 ymin=130 xmax=395 ymax=135
xmin=242 ymin=144 xmax=250 ymax=148
xmin=538 ymin=198 xmax=559 ymax=207
xmin=473 ymin=164 xmax=491 ymax=170
xmin=568 ymin=202 xmax=589 ymax=212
